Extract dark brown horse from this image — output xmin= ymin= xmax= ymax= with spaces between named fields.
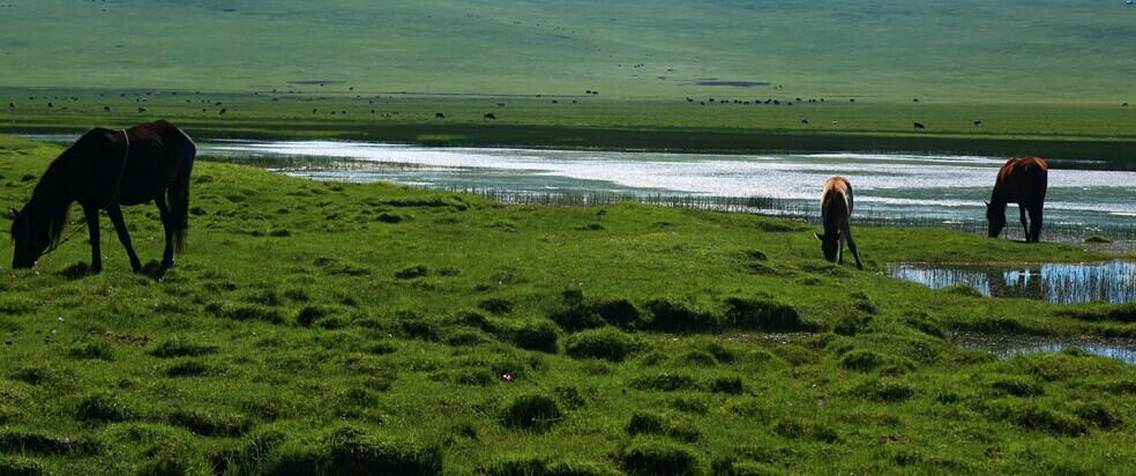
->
xmin=986 ymin=157 xmax=1048 ymax=242
xmin=815 ymin=176 xmax=863 ymax=269
xmin=10 ymin=120 xmax=195 ymax=276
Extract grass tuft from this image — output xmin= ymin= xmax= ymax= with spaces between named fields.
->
xmin=500 ymin=395 xmax=563 ymax=433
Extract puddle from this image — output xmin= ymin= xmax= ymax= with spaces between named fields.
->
xmin=888 ymin=260 xmax=1136 ymax=304
xmin=954 ymin=334 xmax=1136 ymax=365
xmin=696 ymin=80 xmax=770 ymax=88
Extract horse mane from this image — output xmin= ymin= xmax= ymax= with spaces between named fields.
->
xmin=19 ymin=132 xmax=94 ymax=249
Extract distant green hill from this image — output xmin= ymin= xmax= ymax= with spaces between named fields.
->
xmin=2 ymin=0 xmax=1133 ymax=102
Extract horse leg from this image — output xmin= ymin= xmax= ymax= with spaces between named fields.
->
xmin=845 ymin=225 xmax=864 ymax=270
xmin=1028 ymin=205 xmax=1043 ymax=243
xmin=155 ymin=198 xmax=176 ymax=269
xmin=837 ymin=233 xmax=845 ymax=265
xmin=82 ymin=204 xmax=102 ymax=273
xmin=107 ymin=204 xmax=143 ymax=272
xmin=1018 ymin=204 xmax=1030 ymax=242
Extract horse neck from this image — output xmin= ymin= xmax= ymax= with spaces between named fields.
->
xmin=28 ymin=150 xmax=79 ymax=216
xmin=822 ymin=192 xmax=849 ymax=233
xmin=988 ymin=190 xmax=1008 ymax=212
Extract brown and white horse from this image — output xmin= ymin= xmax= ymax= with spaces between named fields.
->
xmin=815 ymin=176 xmax=863 ymax=269
xmin=986 ymin=157 xmax=1048 ymax=242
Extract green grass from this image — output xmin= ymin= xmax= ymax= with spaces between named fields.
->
xmin=3 ymin=1 xmax=1135 ymax=165
xmin=1 ymin=135 xmax=1135 ymax=473
xmin=4 ymin=89 xmax=1136 ymax=167
xmin=3 ymin=0 xmax=1135 ymax=102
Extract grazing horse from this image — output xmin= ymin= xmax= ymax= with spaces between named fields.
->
xmin=986 ymin=156 xmax=1048 ymax=242
xmin=10 ymin=120 xmax=195 ymax=276
xmin=815 ymin=176 xmax=863 ymax=269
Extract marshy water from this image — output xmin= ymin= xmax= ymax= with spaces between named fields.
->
xmin=888 ymin=260 xmax=1136 ymax=304
xmin=954 ymin=334 xmax=1136 ymax=365
xmin=197 ymin=140 xmax=1135 ymax=236
xmin=25 ymin=136 xmax=1136 ymax=240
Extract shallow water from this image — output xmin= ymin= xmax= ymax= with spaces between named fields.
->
xmin=955 ymin=334 xmax=1136 ymax=365
xmin=23 ymin=135 xmax=1136 ymax=235
xmin=888 ymin=260 xmax=1136 ymax=304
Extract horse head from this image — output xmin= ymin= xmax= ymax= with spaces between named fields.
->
xmin=10 ymin=203 xmax=54 ymax=269
xmin=815 ymin=232 xmax=839 ymax=263
xmin=985 ymin=200 xmax=1005 ymax=238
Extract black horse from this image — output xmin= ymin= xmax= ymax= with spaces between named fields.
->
xmin=10 ymin=120 xmax=195 ymax=276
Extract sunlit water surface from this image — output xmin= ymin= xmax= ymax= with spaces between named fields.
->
xmin=23 ymin=136 xmax=1136 ymax=236
xmin=888 ymin=260 xmax=1136 ymax=304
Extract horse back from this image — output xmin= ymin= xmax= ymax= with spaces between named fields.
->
xmin=821 ymin=176 xmax=853 ymax=230
xmin=116 ymin=121 xmax=194 ymax=205
xmin=994 ymin=157 xmax=1048 ymax=203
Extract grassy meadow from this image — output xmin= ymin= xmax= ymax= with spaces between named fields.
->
xmin=2 ymin=0 xmax=1135 ymax=163
xmin=3 ymin=0 xmax=1134 ymax=102
xmin=1 ymin=136 xmax=1135 ymax=474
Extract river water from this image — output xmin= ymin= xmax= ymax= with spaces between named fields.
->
xmin=24 ymin=136 xmax=1136 ymax=237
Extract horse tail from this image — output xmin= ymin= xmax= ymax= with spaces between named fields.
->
xmin=167 ymin=127 xmax=196 ymax=253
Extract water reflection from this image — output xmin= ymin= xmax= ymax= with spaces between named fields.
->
xmin=888 ymin=261 xmax=1136 ymax=304
xmin=955 ymin=334 xmax=1136 ymax=365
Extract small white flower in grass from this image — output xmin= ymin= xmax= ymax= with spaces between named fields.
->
xmin=501 ymin=372 xmax=514 ymax=382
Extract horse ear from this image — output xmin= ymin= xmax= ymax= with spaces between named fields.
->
xmin=983 ymin=200 xmax=990 ymax=207
xmin=814 ymin=232 xmax=825 ymax=241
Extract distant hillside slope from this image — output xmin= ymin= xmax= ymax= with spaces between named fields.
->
xmin=1 ymin=0 xmax=1133 ymax=102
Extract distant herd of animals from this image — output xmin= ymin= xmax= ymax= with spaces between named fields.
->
xmin=7 ymin=91 xmax=1129 ymax=129
xmin=9 ymin=121 xmax=1049 ymax=276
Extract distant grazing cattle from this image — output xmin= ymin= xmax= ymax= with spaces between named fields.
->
xmin=484 ymin=113 xmax=497 ymax=120
xmin=551 ymin=100 xmax=558 ymax=104
xmin=138 ymin=107 xmax=146 ymax=113
xmin=849 ymin=98 xmax=855 ymax=103
xmin=913 ymin=122 xmax=926 ymax=130
xmin=912 ymin=98 xmax=920 ymax=103
xmin=103 ymin=106 xmax=111 ymax=112
xmin=800 ymin=117 xmax=809 ymax=125
xmin=47 ymin=102 xmax=54 ymax=108
xmin=218 ymin=108 xmax=227 ymax=116
xmin=772 ymin=100 xmax=780 ymax=105
xmin=435 ymin=112 xmax=445 ymax=119
xmin=312 ymin=108 xmax=318 ymax=114
xmin=686 ymin=97 xmax=694 ymax=102
xmin=832 ymin=120 xmax=839 ymax=126
xmin=496 ymin=103 xmax=506 ymax=107
xmin=1124 ymin=102 xmax=1129 ymax=107
xmin=371 ymin=109 xmax=375 ymax=114
xmin=973 ymin=120 xmax=983 ymax=126
xmin=7 ymin=102 xmax=13 ymax=109
xmin=214 ymin=102 xmax=223 ymax=106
